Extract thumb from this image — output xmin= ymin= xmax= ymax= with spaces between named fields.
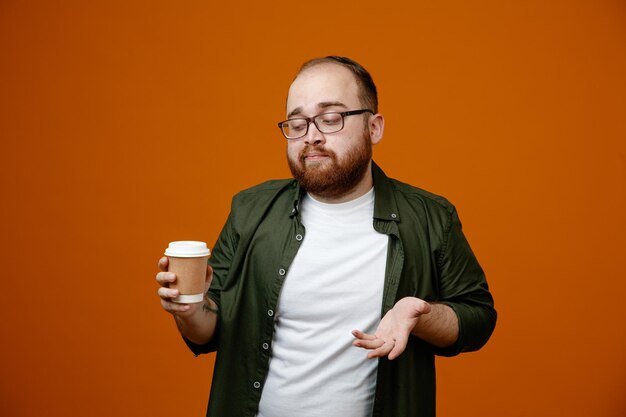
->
xmin=413 ymin=299 xmax=431 ymax=316
xmin=205 ymin=264 xmax=214 ymax=287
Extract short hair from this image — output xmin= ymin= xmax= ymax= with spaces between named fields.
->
xmin=297 ymin=56 xmax=378 ymax=113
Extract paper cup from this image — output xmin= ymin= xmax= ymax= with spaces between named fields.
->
xmin=164 ymin=241 xmax=210 ymax=303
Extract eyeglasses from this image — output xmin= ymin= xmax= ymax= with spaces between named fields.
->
xmin=277 ymin=109 xmax=374 ymax=140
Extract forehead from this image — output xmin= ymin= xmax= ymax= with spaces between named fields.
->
xmin=286 ymin=63 xmax=361 ymax=116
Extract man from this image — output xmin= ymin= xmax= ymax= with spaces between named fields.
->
xmin=156 ymin=56 xmax=496 ymax=417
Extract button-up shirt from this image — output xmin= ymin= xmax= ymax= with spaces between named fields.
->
xmin=185 ymin=162 xmax=497 ymax=417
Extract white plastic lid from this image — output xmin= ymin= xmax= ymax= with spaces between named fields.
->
xmin=164 ymin=241 xmax=210 ymax=257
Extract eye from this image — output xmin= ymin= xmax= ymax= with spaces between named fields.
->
xmin=319 ymin=113 xmax=342 ymax=126
xmin=287 ymin=119 xmax=307 ymax=132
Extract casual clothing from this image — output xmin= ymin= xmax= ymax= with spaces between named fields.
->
xmin=257 ymin=189 xmax=387 ymax=417
xmin=185 ymin=162 xmax=497 ymax=417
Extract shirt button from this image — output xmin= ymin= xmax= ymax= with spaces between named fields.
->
xmin=391 ymin=213 xmax=397 ymax=219
xmin=278 ymin=268 xmax=286 ymax=276
xmin=253 ymin=381 xmax=261 ymax=389
xmin=262 ymin=342 xmax=269 ymax=350
xmin=295 ymin=234 xmax=303 ymax=241
xmin=267 ymin=309 xmax=274 ymax=317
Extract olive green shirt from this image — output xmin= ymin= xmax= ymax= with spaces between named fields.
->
xmin=185 ymin=162 xmax=496 ymax=417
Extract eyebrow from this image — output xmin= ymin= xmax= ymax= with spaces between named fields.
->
xmin=287 ymin=101 xmax=348 ymax=119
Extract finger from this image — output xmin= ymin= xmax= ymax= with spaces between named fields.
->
xmin=352 ymin=330 xmax=377 ymax=341
xmin=205 ymin=265 xmax=214 ymax=286
xmin=353 ymin=338 xmax=385 ymax=350
xmin=156 ymin=271 xmax=176 ymax=286
xmin=367 ymin=339 xmax=395 ymax=359
xmin=161 ymin=298 xmax=191 ymax=314
xmin=158 ymin=288 xmax=194 ymax=314
xmin=157 ymin=286 xmax=179 ymax=300
xmin=158 ymin=256 xmax=169 ymax=271
xmin=388 ymin=335 xmax=409 ymax=360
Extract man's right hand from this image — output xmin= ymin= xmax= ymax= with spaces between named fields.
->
xmin=156 ymin=256 xmax=213 ymax=316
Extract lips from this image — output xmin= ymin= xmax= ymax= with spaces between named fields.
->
xmin=300 ymin=147 xmax=331 ymax=163
xmin=304 ymin=152 xmax=327 ymax=159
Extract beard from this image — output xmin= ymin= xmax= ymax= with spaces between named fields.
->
xmin=287 ymin=130 xmax=372 ymax=200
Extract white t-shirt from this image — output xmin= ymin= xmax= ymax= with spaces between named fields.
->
xmin=257 ymin=188 xmax=388 ymax=417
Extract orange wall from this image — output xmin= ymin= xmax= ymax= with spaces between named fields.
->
xmin=1 ymin=1 xmax=625 ymax=416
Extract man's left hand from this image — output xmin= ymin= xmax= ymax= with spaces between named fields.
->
xmin=352 ymin=297 xmax=431 ymax=360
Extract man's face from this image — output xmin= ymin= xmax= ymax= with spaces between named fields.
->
xmin=285 ymin=64 xmax=373 ymax=200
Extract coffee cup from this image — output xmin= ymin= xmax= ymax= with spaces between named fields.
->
xmin=164 ymin=241 xmax=211 ymax=303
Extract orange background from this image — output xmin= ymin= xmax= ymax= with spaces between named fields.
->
xmin=1 ymin=1 xmax=625 ymax=416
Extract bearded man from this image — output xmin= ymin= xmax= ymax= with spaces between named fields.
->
xmin=156 ymin=56 xmax=496 ymax=417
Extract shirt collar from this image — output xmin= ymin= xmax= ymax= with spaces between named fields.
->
xmin=288 ymin=180 xmax=304 ymax=218
xmin=287 ymin=161 xmax=400 ymax=222
xmin=372 ymin=161 xmax=401 ymax=222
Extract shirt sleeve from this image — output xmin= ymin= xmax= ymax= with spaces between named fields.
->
xmin=182 ymin=211 xmax=238 ymax=355
xmin=432 ymin=207 xmax=497 ymax=357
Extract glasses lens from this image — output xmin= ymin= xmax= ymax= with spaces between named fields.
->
xmin=315 ymin=112 xmax=343 ymax=133
xmin=283 ymin=119 xmax=308 ymax=138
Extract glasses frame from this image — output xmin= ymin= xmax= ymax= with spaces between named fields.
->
xmin=277 ymin=109 xmax=374 ymax=140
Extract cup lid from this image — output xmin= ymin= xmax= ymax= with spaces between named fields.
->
xmin=164 ymin=241 xmax=210 ymax=257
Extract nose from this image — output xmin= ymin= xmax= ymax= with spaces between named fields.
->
xmin=304 ymin=121 xmax=326 ymax=146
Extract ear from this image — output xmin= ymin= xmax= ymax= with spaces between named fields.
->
xmin=369 ymin=113 xmax=385 ymax=145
